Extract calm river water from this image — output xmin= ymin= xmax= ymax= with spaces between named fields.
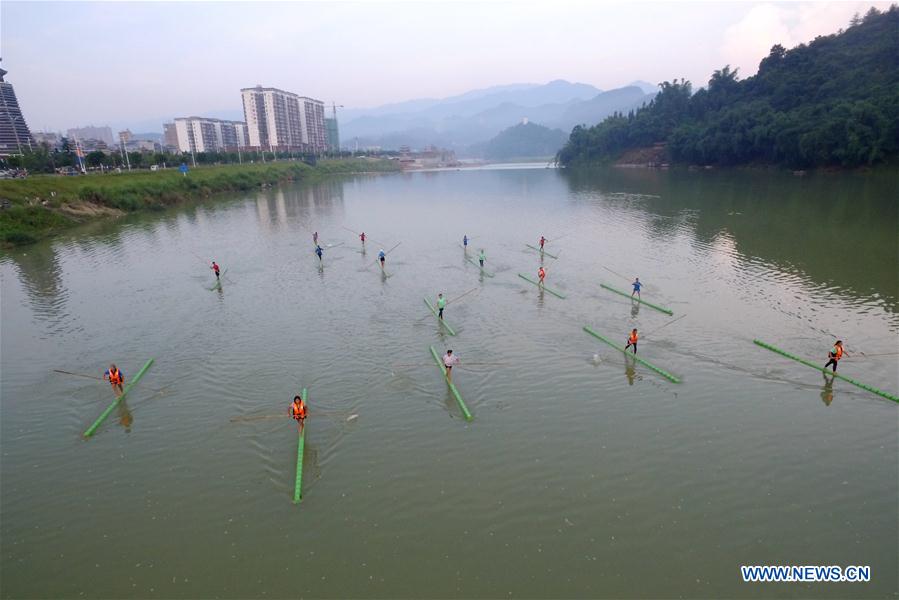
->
xmin=2 ymin=164 xmax=897 ymax=598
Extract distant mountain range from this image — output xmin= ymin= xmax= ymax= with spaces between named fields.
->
xmin=106 ymin=79 xmax=659 ymax=155
xmin=341 ymin=80 xmax=657 ymax=154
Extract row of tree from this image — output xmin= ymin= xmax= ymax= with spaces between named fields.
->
xmin=558 ymin=6 xmax=898 ymax=169
xmin=1 ymin=139 xmax=364 ymax=174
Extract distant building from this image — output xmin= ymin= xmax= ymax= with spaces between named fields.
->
xmin=33 ymin=131 xmax=62 ymax=150
xmin=81 ymin=138 xmax=111 ymax=153
xmin=118 ymin=129 xmax=133 ymax=144
xmin=66 ymin=125 xmax=114 ymax=146
xmin=127 ymin=140 xmax=158 ymax=152
xmin=325 ymin=117 xmax=339 ymax=152
xmin=240 ymin=85 xmax=326 ymax=152
xmin=0 ymin=64 xmax=34 ymax=156
xmin=173 ymin=117 xmax=248 ymax=153
xmin=162 ymin=122 xmax=179 ymax=151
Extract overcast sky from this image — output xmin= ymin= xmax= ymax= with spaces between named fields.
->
xmin=3 ymin=0 xmax=890 ymax=132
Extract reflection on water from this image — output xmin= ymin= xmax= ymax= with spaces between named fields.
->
xmin=563 ymin=167 xmax=899 ymax=311
xmin=5 ymin=243 xmax=71 ymax=335
xmin=1 ymin=165 xmax=896 ymax=599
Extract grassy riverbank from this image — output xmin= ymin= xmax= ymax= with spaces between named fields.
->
xmin=0 ymin=159 xmax=399 ymax=247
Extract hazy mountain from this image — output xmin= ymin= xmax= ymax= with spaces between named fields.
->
xmin=628 ymin=80 xmax=659 ymax=94
xmin=477 ymin=122 xmax=569 ymax=160
xmin=342 ymin=80 xmax=602 ymax=145
xmin=554 ymin=86 xmax=650 ymax=130
xmin=343 ymin=81 xmax=654 ymax=154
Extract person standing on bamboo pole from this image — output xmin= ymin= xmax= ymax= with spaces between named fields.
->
xmin=478 ymin=249 xmax=486 ymax=268
xmin=289 ymin=395 xmax=307 ymax=432
xmin=631 ymin=278 xmax=642 ymax=299
xmin=443 ymin=350 xmax=460 ymax=382
xmin=624 ymin=329 xmax=639 ymax=354
xmin=824 ymin=340 xmax=847 ymax=372
xmin=538 ymin=266 xmax=546 ymax=287
xmin=103 ymin=364 xmax=124 ymax=396
xmin=437 ymin=293 xmax=447 ymax=319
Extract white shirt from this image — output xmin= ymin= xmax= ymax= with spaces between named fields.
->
xmin=443 ymin=353 xmax=459 ymax=367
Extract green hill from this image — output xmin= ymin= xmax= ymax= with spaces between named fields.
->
xmin=558 ymin=6 xmax=899 ymax=169
xmin=482 ymin=122 xmax=568 ymax=160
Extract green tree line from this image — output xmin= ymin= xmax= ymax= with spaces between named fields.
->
xmin=2 ymin=140 xmax=359 ymax=174
xmin=558 ymin=6 xmax=898 ymax=169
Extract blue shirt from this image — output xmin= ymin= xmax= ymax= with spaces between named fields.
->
xmin=378 ymin=251 xmax=386 ymax=258
xmin=463 ymin=236 xmax=468 ymax=245
xmin=633 ymin=281 xmax=642 ymax=291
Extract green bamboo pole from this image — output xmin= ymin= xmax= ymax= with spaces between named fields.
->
xmin=208 ymin=269 xmax=227 ymax=290
xmin=525 ymin=244 xmax=559 ymax=259
xmin=599 ymin=283 xmax=673 ymax=315
xmin=83 ymin=358 xmax=155 ymax=438
xmin=293 ymin=387 xmax=307 ymax=504
xmin=518 ymin=273 xmax=566 ymax=299
xmin=423 ymin=298 xmax=457 ymax=335
xmin=753 ymin=340 xmax=898 ymax=403
xmin=428 ymin=346 xmax=473 ymax=421
xmin=583 ymin=326 xmax=680 ymax=383
xmin=466 ymin=256 xmax=494 ymax=277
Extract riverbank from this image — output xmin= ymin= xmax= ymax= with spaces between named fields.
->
xmin=0 ymin=158 xmax=400 ymax=247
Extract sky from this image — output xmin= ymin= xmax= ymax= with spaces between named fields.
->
xmin=2 ymin=0 xmax=891 ymax=132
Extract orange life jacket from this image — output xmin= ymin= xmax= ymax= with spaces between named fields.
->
xmin=832 ymin=345 xmax=843 ymax=360
xmin=291 ymin=401 xmax=307 ymax=419
xmin=628 ymin=332 xmax=639 ymax=344
xmin=538 ymin=268 xmax=546 ymax=278
xmin=107 ymin=368 xmax=123 ymax=385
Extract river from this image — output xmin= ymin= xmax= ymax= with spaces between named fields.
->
xmin=2 ymin=164 xmax=897 ymax=598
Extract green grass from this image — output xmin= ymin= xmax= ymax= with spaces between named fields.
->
xmin=0 ymin=159 xmax=399 ymax=248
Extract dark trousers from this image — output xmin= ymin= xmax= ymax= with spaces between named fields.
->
xmin=625 ymin=342 xmax=637 ymax=354
xmin=824 ymin=358 xmax=838 ymax=372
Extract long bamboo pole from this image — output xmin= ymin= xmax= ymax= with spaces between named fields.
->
xmin=83 ymin=358 xmax=155 ymax=438
xmin=428 ymin=346 xmax=473 ymax=421
xmin=753 ymin=340 xmax=898 ymax=403
xmin=583 ymin=327 xmax=680 ymax=383
xmin=423 ymin=297 xmax=457 ymax=336
xmin=599 ymin=283 xmax=673 ymax=315
xmin=293 ymin=388 xmax=307 ymax=503
xmin=518 ymin=273 xmax=566 ymax=299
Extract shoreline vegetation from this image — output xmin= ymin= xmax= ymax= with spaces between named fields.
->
xmin=0 ymin=159 xmax=400 ymax=248
xmin=557 ymin=7 xmax=898 ymax=170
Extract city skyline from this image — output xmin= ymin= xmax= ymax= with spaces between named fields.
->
xmin=4 ymin=1 xmax=891 ymax=132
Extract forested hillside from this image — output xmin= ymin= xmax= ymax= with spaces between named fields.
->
xmin=557 ymin=6 xmax=899 ymax=169
xmin=480 ymin=122 xmax=568 ymax=160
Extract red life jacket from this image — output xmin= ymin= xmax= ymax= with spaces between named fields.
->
xmin=628 ymin=332 xmax=639 ymax=344
xmin=291 ymin=401 xmax=307 ymax=420
xmin=107 ymin=368 xmax=123 ymax=385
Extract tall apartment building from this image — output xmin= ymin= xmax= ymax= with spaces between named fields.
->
xmin=162 ymin=122 xmax=179 ymax=151
xmin=325 ymin=117 xmax=339 ymax=152
xmin=173 ymin=117 xmax=248 ymax=153
xmin=0 ymin=64 xmax=34 ymax=156
xmin=66 ymin=125 xmax=114 ymax=146
xmin=240 ymin=86 xmax=326 ymax=152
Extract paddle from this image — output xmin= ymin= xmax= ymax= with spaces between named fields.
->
xmin=641 ymin=314 xmax=688 ymax=338
xmin=369 ymin=242 xmax=402 ymax=269
xmin=447 ymin=287 xmax=478 ymax=305
xmin=602 ymin=264 xmax=632 ymax=283
xmin=53 ymin=369 xmax=191 ymax=395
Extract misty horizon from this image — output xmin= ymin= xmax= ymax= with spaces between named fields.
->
xmin=3 ymin=1 xmax=893 ymax=133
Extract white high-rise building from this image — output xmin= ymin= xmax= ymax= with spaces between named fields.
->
xmin=173 ymin=117 xmax=248 ymax=153
xmin=240 ymin=86 xmax=326 ymax=152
